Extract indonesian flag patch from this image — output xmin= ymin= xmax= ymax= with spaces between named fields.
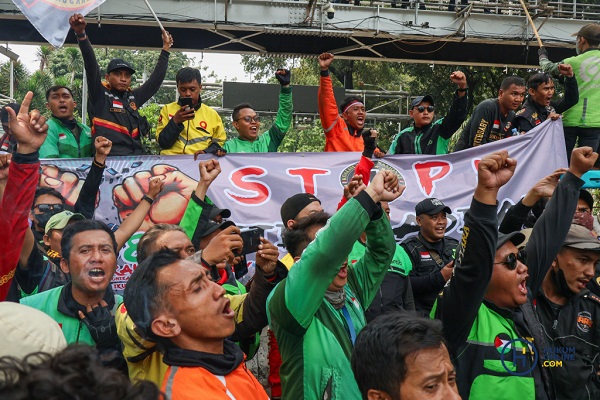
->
xmin=420 ymin=251 xmax=432 ymax=261
xmin=58 ymin=133 xmax=66 ymax=140
xmin=112 ymin=100 xmax=123 ymax=109
xmin=493 ymin=120 xmax=500 ymax=130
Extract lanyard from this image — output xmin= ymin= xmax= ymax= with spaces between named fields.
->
xmin=341 ymin=306 xmax=357 ymax=345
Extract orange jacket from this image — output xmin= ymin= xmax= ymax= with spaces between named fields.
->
xmin=162 ymin=362 xmax=269 ymax=400
xmin=318 ymin=74 xmax=364 ymax=152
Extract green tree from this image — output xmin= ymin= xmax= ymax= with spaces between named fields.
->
xmin=138 ymin=103 xmax=162 ymax=155
xmin=0 ymin=60 xmax=29 ymax=100
xmin=36 ymin=46 xmax=54 ymax=73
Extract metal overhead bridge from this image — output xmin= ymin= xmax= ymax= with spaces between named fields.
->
xmin=0 ymin=0 xmax=598 ymax=68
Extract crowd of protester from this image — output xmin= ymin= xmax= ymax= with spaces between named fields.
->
xmin=0 ymin=12 xmax=599 ymax=400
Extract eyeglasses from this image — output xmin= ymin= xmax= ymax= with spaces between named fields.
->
xmin=414 ymin=105 xmax=434 ymax=113
xmin=494 ymin=249 xmax=527 ymax=270
xmin=33 ymin=204 xmax=64 ymax=213
xmin=236 ymin=115 xmax=260 ymax=123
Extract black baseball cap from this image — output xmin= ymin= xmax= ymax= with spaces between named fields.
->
xmin=281 ymin=193 xmax=321 ymax=226
xmin=415 ymin=198 xmax=451 ymax=216
xmin=208 ymin=206 xmax=231 ymax=220
xmin=201 ymin=220 xmax=236 ymax=238
xmin=107 ymin=59 xmax=135 ymax=75
xmin=496 ymin=231 xmax=526 ymax=250
xmin=411 ymin=95 xmax=435 ymax=108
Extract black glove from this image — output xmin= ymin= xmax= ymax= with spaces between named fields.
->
xmin=538 ymin=47 xmax=548 ymax=59
xmin=81 ymin=304 xmax=119 ymax=349
xmin=204 ymin=141 xmax=227 ymax=156
xmin=275 ymin=69 xmax=291 ymax=86
xmin=362 ymin=129 xmax=377 ymax=158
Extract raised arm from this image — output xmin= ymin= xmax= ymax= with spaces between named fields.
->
xmin=0 ymin=92 xmax=48 ymax=300
xmin=133 ymin=30 xmax=172 ymax=105
xmin=439 ymin=71 xmax=469 ymax=139
xmin=273 ymin=170 xmax=402 ymax=329
xmin=114 ymin=177 xmax=165 ymax=251
xmin=525 ymin=147 xmax=595 ymax=296
xmin=264 ymin=69 xmax=293 ymax=150
xmin=73 ymin=136 xmax=112 ymax=219
xmin=434 ymin=151 xmax=516 ymax=354
xmin=538 ymin=47 xmax=562 ymax=76
xmin=69 ymin=14 xmax=103 ymax=103
xmin=317 ymin=53 xmax=341 ymax=137
xmin=554 ymin=64 xmax=579 ymax=114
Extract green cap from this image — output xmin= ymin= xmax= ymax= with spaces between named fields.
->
xmin=45 ymin=211 xmax=85 ymax=234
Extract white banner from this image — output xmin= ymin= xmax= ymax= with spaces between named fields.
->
xmin=12 ymin=0 xmax=106 ymax=48
xmin=39 ymin=120 xmax=567 ymax=292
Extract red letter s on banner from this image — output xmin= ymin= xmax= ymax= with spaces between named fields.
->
xmin=225 ymin=166 xmax=271 ymax=206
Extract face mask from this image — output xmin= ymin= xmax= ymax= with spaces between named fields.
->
xmin=551 ymin=263 xmax=575 ymax=298
xmin=35 ymin=212 xmax=54 ymax=229
xmin=573 ymin=212 xmax=594 ymax=230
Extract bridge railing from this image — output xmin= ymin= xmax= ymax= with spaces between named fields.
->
xmin=309 ymin=0 xmax=600 ymax=21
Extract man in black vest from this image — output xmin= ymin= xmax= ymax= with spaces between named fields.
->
xmin=513 ymin=68 xmax=578 ymax=134
xmin=402 ymin=198 xmax=458 ymax=316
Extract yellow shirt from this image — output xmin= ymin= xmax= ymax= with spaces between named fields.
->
xmin=157 ymin=102 xmax=226 ymax=155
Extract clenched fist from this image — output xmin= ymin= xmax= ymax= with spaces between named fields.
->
xmin=113 ymin=164 xmax=197 ymax=230
xmin=39 ymin=165 xmax=82 ymax=206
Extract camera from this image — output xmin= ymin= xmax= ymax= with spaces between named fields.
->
xmin=326 ymin=4 xmax=335 ymax=19
xmin=235 ymin=227 xmax=264 ymax=256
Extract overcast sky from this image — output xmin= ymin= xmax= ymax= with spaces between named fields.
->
xmin=1 ymin=44 xmax=252 ymax=82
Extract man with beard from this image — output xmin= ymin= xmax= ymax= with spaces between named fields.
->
xmin=432 ymin=147 xmax=596 ymax=399
xmin=536 ymin=224 xmax=600 ymax=399
xmin=513 ymin=70 xmax=578 ymax=135
xmin=40 ymin=85 xmax=93 ymax=159
xmin=453 ymin=76 xmax=526 ymax=151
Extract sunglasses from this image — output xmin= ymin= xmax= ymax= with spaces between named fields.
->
xmin=33 ymin=203 xmax=65 ymax=213
xmin=414 ymin=105 xmax=434 ymax=113
xmin=236 ymin=115 xmax=260 ymax=123
xmin=494 ymin=249 xmax=527 ymax=270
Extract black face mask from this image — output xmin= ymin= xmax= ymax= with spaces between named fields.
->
xmin=34 ymin=210 xmax=60 ymax=229
xmin=551 ymin=262 xmax=575 ymax=298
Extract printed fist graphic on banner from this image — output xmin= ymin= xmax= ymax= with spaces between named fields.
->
xmin=113 ymin=164 xmax=197 ymax=230
xmin=39 ymin=165 xmax=83 ymax=206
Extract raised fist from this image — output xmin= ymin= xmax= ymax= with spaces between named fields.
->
xmin=69 ymin=13 xmax=87 ymax=34
xmin=113 ymin=164 xmax=197 ymax=230
xmin=318 ymin=53 xmax=335 ymax=71
xmin=39 ymin=165 xmax=83 ymax=206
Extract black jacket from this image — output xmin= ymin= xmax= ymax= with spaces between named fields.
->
xmin=78 ymin=37 xmax=169 ymax=156
xmin=402 ymin=233 xmax=457 ymax=316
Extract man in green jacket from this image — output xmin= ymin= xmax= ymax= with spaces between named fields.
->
xmin=267 ymin=170 xmax=403 ymax=399
xmin=432 ymin=147 xmax=596 ymax=399
xmin=224 ymin=69 xmax=293 ymax=153
xmin=539 ymin=24 xmax=600 ymax=162
xmin=20 ymin=219 xmax=123 ymax=368
xmin=40 ymin=85 xmax=92 ymax=159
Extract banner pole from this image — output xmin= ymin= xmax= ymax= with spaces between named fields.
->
xmin=518 ymin=0 xmax=543 ymax=48
xmin=142 ymin=0 xmax=165 ymax=32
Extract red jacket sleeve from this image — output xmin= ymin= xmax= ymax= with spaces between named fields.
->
xmin=0 ymin=155 xmax=39 ymax=300
xmin=337 ymin=156 xmax=374 ymax=210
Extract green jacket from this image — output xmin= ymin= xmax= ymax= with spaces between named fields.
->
xmin=224 ymin=86 xmax=293 ymax=153
xmin=39 ymin=117 xmax=93 ymax=159
xmin=267 ymin=194 xmax=395 ymax=399
xmin=20 ymin=285 xmax=121 ymax=345
xmin=540 ymin=49 xmax=600 ymax=128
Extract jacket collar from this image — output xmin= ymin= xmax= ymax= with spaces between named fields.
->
xmin=57 ymin=281 xmax=116 ymax=318
xmin=162 ymin=339 xmax=244 ymax=375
